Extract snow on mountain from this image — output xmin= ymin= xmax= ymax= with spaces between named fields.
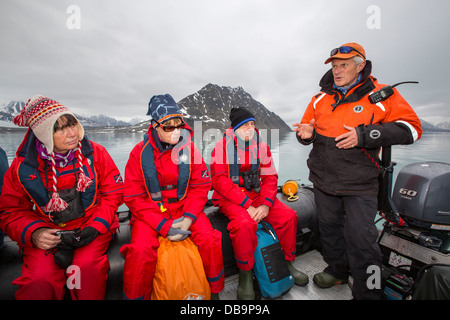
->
xmin=177 ymin=83 xmax=292 ymax=134
xmin=0 ymin=101 xmax=26 ymax=123
xmin=0 ymin=101 xmax=130 ymax=128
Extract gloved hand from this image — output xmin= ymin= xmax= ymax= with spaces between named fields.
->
xmin=52 ymin=228 xmax=81 ymax=269
xmin=53 ymin=243 xmax=74 ymax=269
xmin=171 ymin=217 xmax=193 ymax=231
xmin=71 ymin=226 xmax=99 ymax=248
xmin=167 ymin=217 xmax=192 ymax=241
xmin=58 ymin=228 xmax=81 ymax=245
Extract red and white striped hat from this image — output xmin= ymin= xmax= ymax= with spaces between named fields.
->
xmin=14 ymin=95 xmax=91 ymax=213
xmin=14 ymin=95 xmax=85 ymax=153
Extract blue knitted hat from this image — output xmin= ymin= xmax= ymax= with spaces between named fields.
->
xmin=147 ymin=94 xmax=183 ymax=124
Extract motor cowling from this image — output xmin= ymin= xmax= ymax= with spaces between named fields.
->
xmin=392 ymin=162 xmax=450 ymax=230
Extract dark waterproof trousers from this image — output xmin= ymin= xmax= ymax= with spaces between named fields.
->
xmin=413 ymin=266 xmax=450 ymax=300
xmin=314 ymin=187 xmax=382 ymax=300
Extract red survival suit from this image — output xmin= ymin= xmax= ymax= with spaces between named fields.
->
xmin=120 ymin=124 xmax=224 ymax=300
xmin=210 ymin=128 xmax=298 ymax=271
xmin=0 ymin=130 xmax=123 ymax=300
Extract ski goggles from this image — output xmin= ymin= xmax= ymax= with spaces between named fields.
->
xmin=154 ymin=119 xmax=185 ymax=132
xmin=330 ymin=46 xmax=366 ymax=59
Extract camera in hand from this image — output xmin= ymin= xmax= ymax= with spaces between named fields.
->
xmin=56 ymin=228 xmax=81 ymax=244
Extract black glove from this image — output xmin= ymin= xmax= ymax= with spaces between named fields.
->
xmin=53 ymin=243 xmax=74 ymax=269
xmin=58 ymin=228 xmax=81 ymax=245
xmin=53 ymin=229 xmax=81 ymax=269
xmin=71 ymin=226 xmax=99 ymax=248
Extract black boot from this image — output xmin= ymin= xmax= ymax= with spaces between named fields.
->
xmin=237 ymin=269 xmax=255 ymax=300
xmin=287 ymin=261 xmax=309 ymax=286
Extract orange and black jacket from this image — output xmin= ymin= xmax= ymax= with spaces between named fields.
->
xmin=298 ymin=61 xmax=422 ymax=196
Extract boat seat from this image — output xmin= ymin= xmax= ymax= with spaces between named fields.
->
xmin=0 ymin=188 xmax=319 ymax=300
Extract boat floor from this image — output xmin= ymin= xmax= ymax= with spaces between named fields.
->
xmin=219 ymin=249 xmax=353 ymax=300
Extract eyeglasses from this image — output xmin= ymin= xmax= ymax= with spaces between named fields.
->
xmin=154 ymin=119 xmax=185 ymax=132
xmin=330 ymin=46 xmax=365 ymax=59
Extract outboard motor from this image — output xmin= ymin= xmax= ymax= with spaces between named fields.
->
xmin=377 ymin=148 xmax=450 ymax=300
xmin=378 ymin=146 xmax=450 ymax=253
xmin=389 ymin=162 xmax=450 ymax=254
xmin=393 ymin=162 xmax=450 ymax=232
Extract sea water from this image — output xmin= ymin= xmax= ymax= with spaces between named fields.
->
xmin=1 ymin=130 xmax=449 ymax=212
xmin=1 ymin=130 xmax=449 ymax=181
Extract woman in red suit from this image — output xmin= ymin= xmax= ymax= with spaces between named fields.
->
xmin=120 ymin=94 xmax=224 ymax=300
xmin=0 ymin=95 xmax=123 ymax=300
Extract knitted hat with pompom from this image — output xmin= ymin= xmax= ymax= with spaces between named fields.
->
xmin=14 ymin=95 xmax=92 ymax=213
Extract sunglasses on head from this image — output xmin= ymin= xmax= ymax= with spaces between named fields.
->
xmin=330 ymin=46 xmax=366 ymax=59
xmin=154 ymin=119 xmax=185 ymax=132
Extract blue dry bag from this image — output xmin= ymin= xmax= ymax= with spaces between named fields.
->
xmin=253 ymin=221 xmax=294 ymax=298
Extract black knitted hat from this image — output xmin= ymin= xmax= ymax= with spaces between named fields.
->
xmin=229 ymin=107 xmax=255 ymax=130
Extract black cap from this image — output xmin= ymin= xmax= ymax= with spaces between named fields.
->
xmin=229 ymin=107 xmax=255 ymax=130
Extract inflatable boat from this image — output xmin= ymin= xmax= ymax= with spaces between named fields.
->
xmin=0 ymin=146 xmax=449 ymax=300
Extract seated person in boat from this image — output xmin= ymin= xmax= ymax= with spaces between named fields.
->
xmin=293 ymin=42 xmax=422 ymax=299
xmin=0 ymin=95 xmax=124 ymax=300
xmin=0 ymin=146 xmax=8 ymax=249
xmin=210 ymin=107 xmax=308 ymax=300
xmin=120 ymin=94 xmax=224 ymax=300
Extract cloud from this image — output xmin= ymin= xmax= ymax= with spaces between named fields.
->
xmin=1 ymin=0 xmax=449 ymax=124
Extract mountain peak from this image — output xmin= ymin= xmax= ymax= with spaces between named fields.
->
xmin=0 ymin=101 xmax=130 ymax=129
xmin=178 ymin=83 xmax=291 ymax=134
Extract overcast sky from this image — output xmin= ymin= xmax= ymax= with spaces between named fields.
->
xmin=1 ymin=0 xmax=449 ymax=125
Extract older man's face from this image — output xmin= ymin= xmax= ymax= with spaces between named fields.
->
xmin=331 ymin=58 xmax=365 ymax=88
xmin=235 ymin=121 xmax=255 ymax=142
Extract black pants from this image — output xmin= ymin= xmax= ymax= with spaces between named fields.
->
xmin=413 ymin=266 xmax=450 ymax=300
xmin=314 ymin=187 xmax=382 ymax=300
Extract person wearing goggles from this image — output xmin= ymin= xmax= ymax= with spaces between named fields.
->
xmin=325 ymin=44 xmax=367 ymax=89
xmin=293 ymin=42 xmax=422 ymax=300
xmin=121 ymin=94 xmax=224 ymax=300
xmin=153 ymin=118 xmax=186 ymax=145
xmin=153 ymin=118 xmax=185 ymax=132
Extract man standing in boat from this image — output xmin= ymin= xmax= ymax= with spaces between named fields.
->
xmin=294 ymin=43 xmax=422 ymax=299
xmin=211 ymin=107 xmax=309 ymax=300
xmin=0 ymin=146 xmax=8 ymax=249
